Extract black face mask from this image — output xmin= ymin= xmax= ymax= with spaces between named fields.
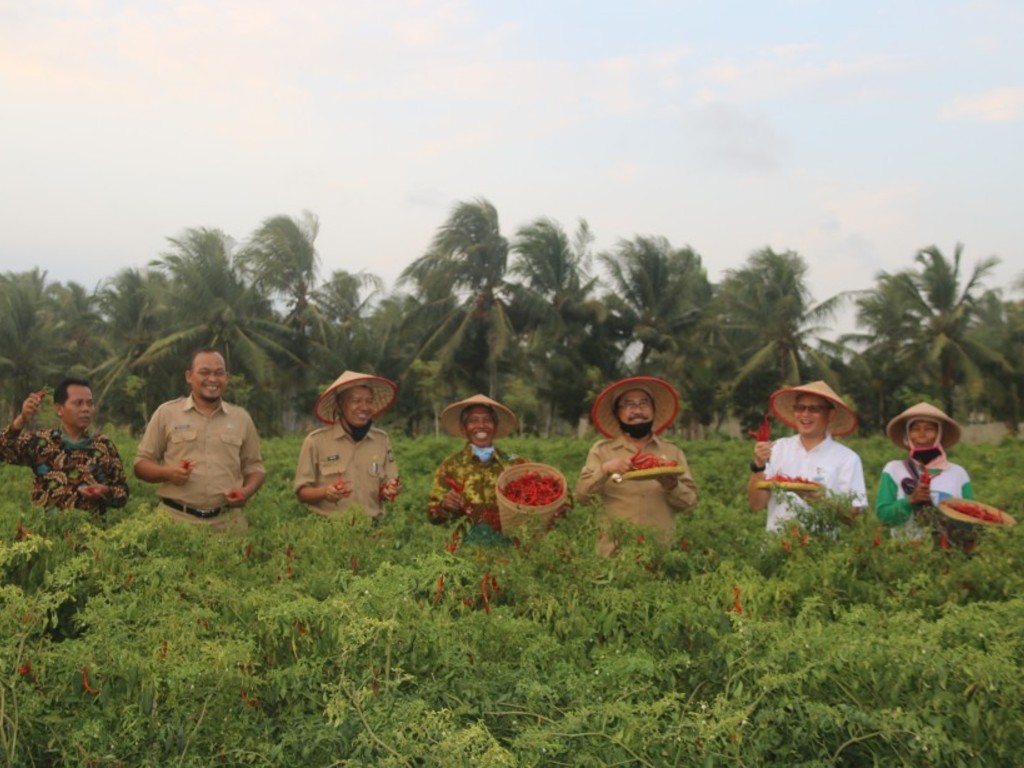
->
xmin=346 ymin=420 xmax=373 ymax=442
xmin=619 ymin=420 xmax=653 ymax=439
xmin=910 ymin=446 xmax=942 ymax=465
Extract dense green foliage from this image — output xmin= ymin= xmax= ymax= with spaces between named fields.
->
xmin=2 ymin=434 xmax=1023 ymax=766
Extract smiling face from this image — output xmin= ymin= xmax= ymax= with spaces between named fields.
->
xmin=339 ymin=385 xmax=375 ymax=429
xmin=460 ymin=405 xmax=497 ymax=448
xmin=56 ymin=384 xmax=94 ymax=439
xmin=615 ymin=388 xmax=654 ymax=425
xmin=185 ymin=351 xmax=228 ymax=406
xmin=791 ymin=394 xmax=834 ymax=441
xmin=907 ymin=419 xmax=940 ymax=448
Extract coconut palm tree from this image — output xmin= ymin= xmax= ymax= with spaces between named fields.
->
xmin=399 ymin=198 xmax=515 ymax=397
xmin=875 ymin=243 xmax=1005 ymax=416
xmin=715 ymin=247 xmax=844 ymax=390
xmin=136 ymin=228 xmax=300 ymax=423
xmin=0 ymin=269 xmax=61 ymax=409
xmin=598 ymin=236 xmax=711 ymax=370
xmin=508 ymin=217 xmax=612 ymax=431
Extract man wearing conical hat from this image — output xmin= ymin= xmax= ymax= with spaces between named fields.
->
xmin=575 ymin=376 xmax=698 ymax=556
xmin=293 ymin=370 xmax=401 ymax=519
xmin=747 ymin=380 xmax=867 ymax=533
xmin=876 ymin=402 xmax=976 ymax=548
xmin=427 ymin=394 xmax=529 ymax=543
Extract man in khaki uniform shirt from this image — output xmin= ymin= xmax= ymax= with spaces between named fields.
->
xmin=134 ymin=348 xmax=265 ymax=531
xmin=294 ymin=370 xmax=401 ymax=520
xmin=575 ymin=376 xmax=698 ymax=556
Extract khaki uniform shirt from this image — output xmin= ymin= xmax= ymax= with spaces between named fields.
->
xmin=293 ymin=423 xmax=398 ymax=518
xmin=134 ymin=395 xmax=264 ymax=510
xmin=575 ymin=434 xmax=698 ymax=553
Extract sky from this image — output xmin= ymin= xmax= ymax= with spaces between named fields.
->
xmin=2 ymin=1 xmax=1022 ymax=336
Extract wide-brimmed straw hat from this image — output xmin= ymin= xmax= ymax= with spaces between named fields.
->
xmin=885 ymin=402 xmax=961 ymax=450
xmin=769 ymin=380 xmax=858 ymax=437
xmin=590 ymin=376 xmax=679 ymax=438
xmin=439 ymin=394 xmax=518 ymax=439
xmin=313 ymin=370 xmax=398 ymax=425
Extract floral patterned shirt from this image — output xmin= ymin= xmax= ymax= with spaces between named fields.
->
xmin=427 ymin=444 xmax=528 ymax=532
xmin=0 ymin=425 xmax=129 ymax=515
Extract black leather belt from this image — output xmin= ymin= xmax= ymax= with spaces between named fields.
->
xmin=160 ymin=498 xmax=225 ymax=519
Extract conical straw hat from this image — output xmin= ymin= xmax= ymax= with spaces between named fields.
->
xmin=769 ymin=380 xmax=857 ymax=437
xmin=885 ymin=402 xmax=961 ymax=450
xmin=313 ymin=370 xmax=398 ymax=425
xmin=439 ymin=394 xmax=518 ymax=439
xmin=590 ymin=376 xmax=679 ymax=438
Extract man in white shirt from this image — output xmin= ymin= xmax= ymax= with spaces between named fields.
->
xmin=747 ymin=380 xmax=867 ymax=533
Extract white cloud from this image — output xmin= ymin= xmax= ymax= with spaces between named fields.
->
xmin=940 ymin=87 xmax=1024 ymax=122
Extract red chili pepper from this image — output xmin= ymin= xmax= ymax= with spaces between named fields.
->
xmin=729 ymin=585 xmax=743 ymax=615
xmin=82 ymin=665 xmax=101 ymax=695
xmin=480 ymin=571 xmax=492 ymax=614
xmin=351 ymin=557 xmax=358 ymax=575
xmin=747 ymin=413 xmax=771 ymax=441
xmin=948 ymin=502 xmax=1003 ymax=523
xmin=919 ymin=471 xmax=931 ymax=488
xmin=18 ymin=659 xmax=31 ymax=676
xmin=432 ymin=574 xmax=444 ymax=606
xmin=763 ymin=474 xmax=819 ymax=485
xmin=444 ymin=476 xmax=464 ymax=494
xmin=35 ymin=389 xmax=47 ymax=399
xmin=782 ymin=539 xmax=791 ymax=553
xmin=938 ymin=532 xmax=950 ymax=550
xmin=445 ymin=528 xmax=461 ymax=553
xmin=500 ymin=472 xmax=564 ymax=506
xmin=180 ymin=460 xmax=194 ymax=471
xmin=333 ymin=478 xmax=351 ymax=493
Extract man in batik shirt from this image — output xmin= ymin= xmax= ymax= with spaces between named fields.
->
xmin=0 ymin=377 xmax=129 ymax=520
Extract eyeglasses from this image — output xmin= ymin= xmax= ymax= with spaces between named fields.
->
xmin=617 ymin=399 xmax=652 ymax=411
xmin=792 ymin=404 xmax=832 ymax=415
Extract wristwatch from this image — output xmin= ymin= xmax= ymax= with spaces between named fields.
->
xmin=750 ymin=462 xmax=766 ymax=473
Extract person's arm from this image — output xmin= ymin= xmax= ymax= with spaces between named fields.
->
xmin=747 ymin=440 xmax=772 ymax=511
xmin=0 ymin=392 xmax=45 ymax=464
xmin=875 ymin=471 xmax=912 ymax=526
xmin=134 ymin=457 xmax=191 ymax=485
xmin=574 ymin=442 xmax=629 ymax=505
xmin=226 ymin=471 xmax=265 ymax=507
xmin=428 ymin=456 xmax=462 ymax=523
xmin=95 ymin=438 xmax=130 ymax=509
xmin=662 ymin=446 xmax=698 ymax=511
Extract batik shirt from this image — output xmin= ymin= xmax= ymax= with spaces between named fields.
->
xmin=428 ymin=444 xmax=527 ymax=532
xmin=0 ymin=425 xmax=129 ymax=514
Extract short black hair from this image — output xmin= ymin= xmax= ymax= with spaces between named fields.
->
xmin=54 ymin=377 xmax=91 ymax=405
xmin=188 ymin=347 xmax=225 ymax=370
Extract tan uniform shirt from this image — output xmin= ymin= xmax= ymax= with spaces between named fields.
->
xmin=575 ymin=434 xmax=698 ymax=553
xmin=293 ymin=423 xmax=398 ymax=518
xmin=134 ymin=395 xmax=264 ymax=510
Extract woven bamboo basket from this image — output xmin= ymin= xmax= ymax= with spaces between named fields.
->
xmin=496 ymin=462 xmax=567 ymax=534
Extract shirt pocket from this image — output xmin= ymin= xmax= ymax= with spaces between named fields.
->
xmin=219 ymin=433 xmax=243 ymax=449
xmin=169 ymin=429 xmax=198 ymax=445
xmin=318 ymin=456 xmax=344 ymax=480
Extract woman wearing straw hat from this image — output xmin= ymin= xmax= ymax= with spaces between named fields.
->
xmin=427 ymin=394 xmax=529 ymax=544
xmin=747 ymin=380 xmax=867 ymax=533
xmin=293 ymin=371 xmax=401 ymax=519
xmin=575 ymin=376 xmax=698 ymax=556
xmin=876 ymin=402 xmax=975 ymax=548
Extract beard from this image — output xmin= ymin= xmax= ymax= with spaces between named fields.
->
xmin=619 ymin=420 xmax=653 ymax=439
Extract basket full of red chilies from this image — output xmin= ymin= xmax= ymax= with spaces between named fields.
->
xmin=496 ymin=463 xmax=568 ymax=534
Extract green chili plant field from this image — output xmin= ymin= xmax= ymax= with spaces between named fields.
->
xmin=2 ymin=435 xmax=1023 ymax=766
